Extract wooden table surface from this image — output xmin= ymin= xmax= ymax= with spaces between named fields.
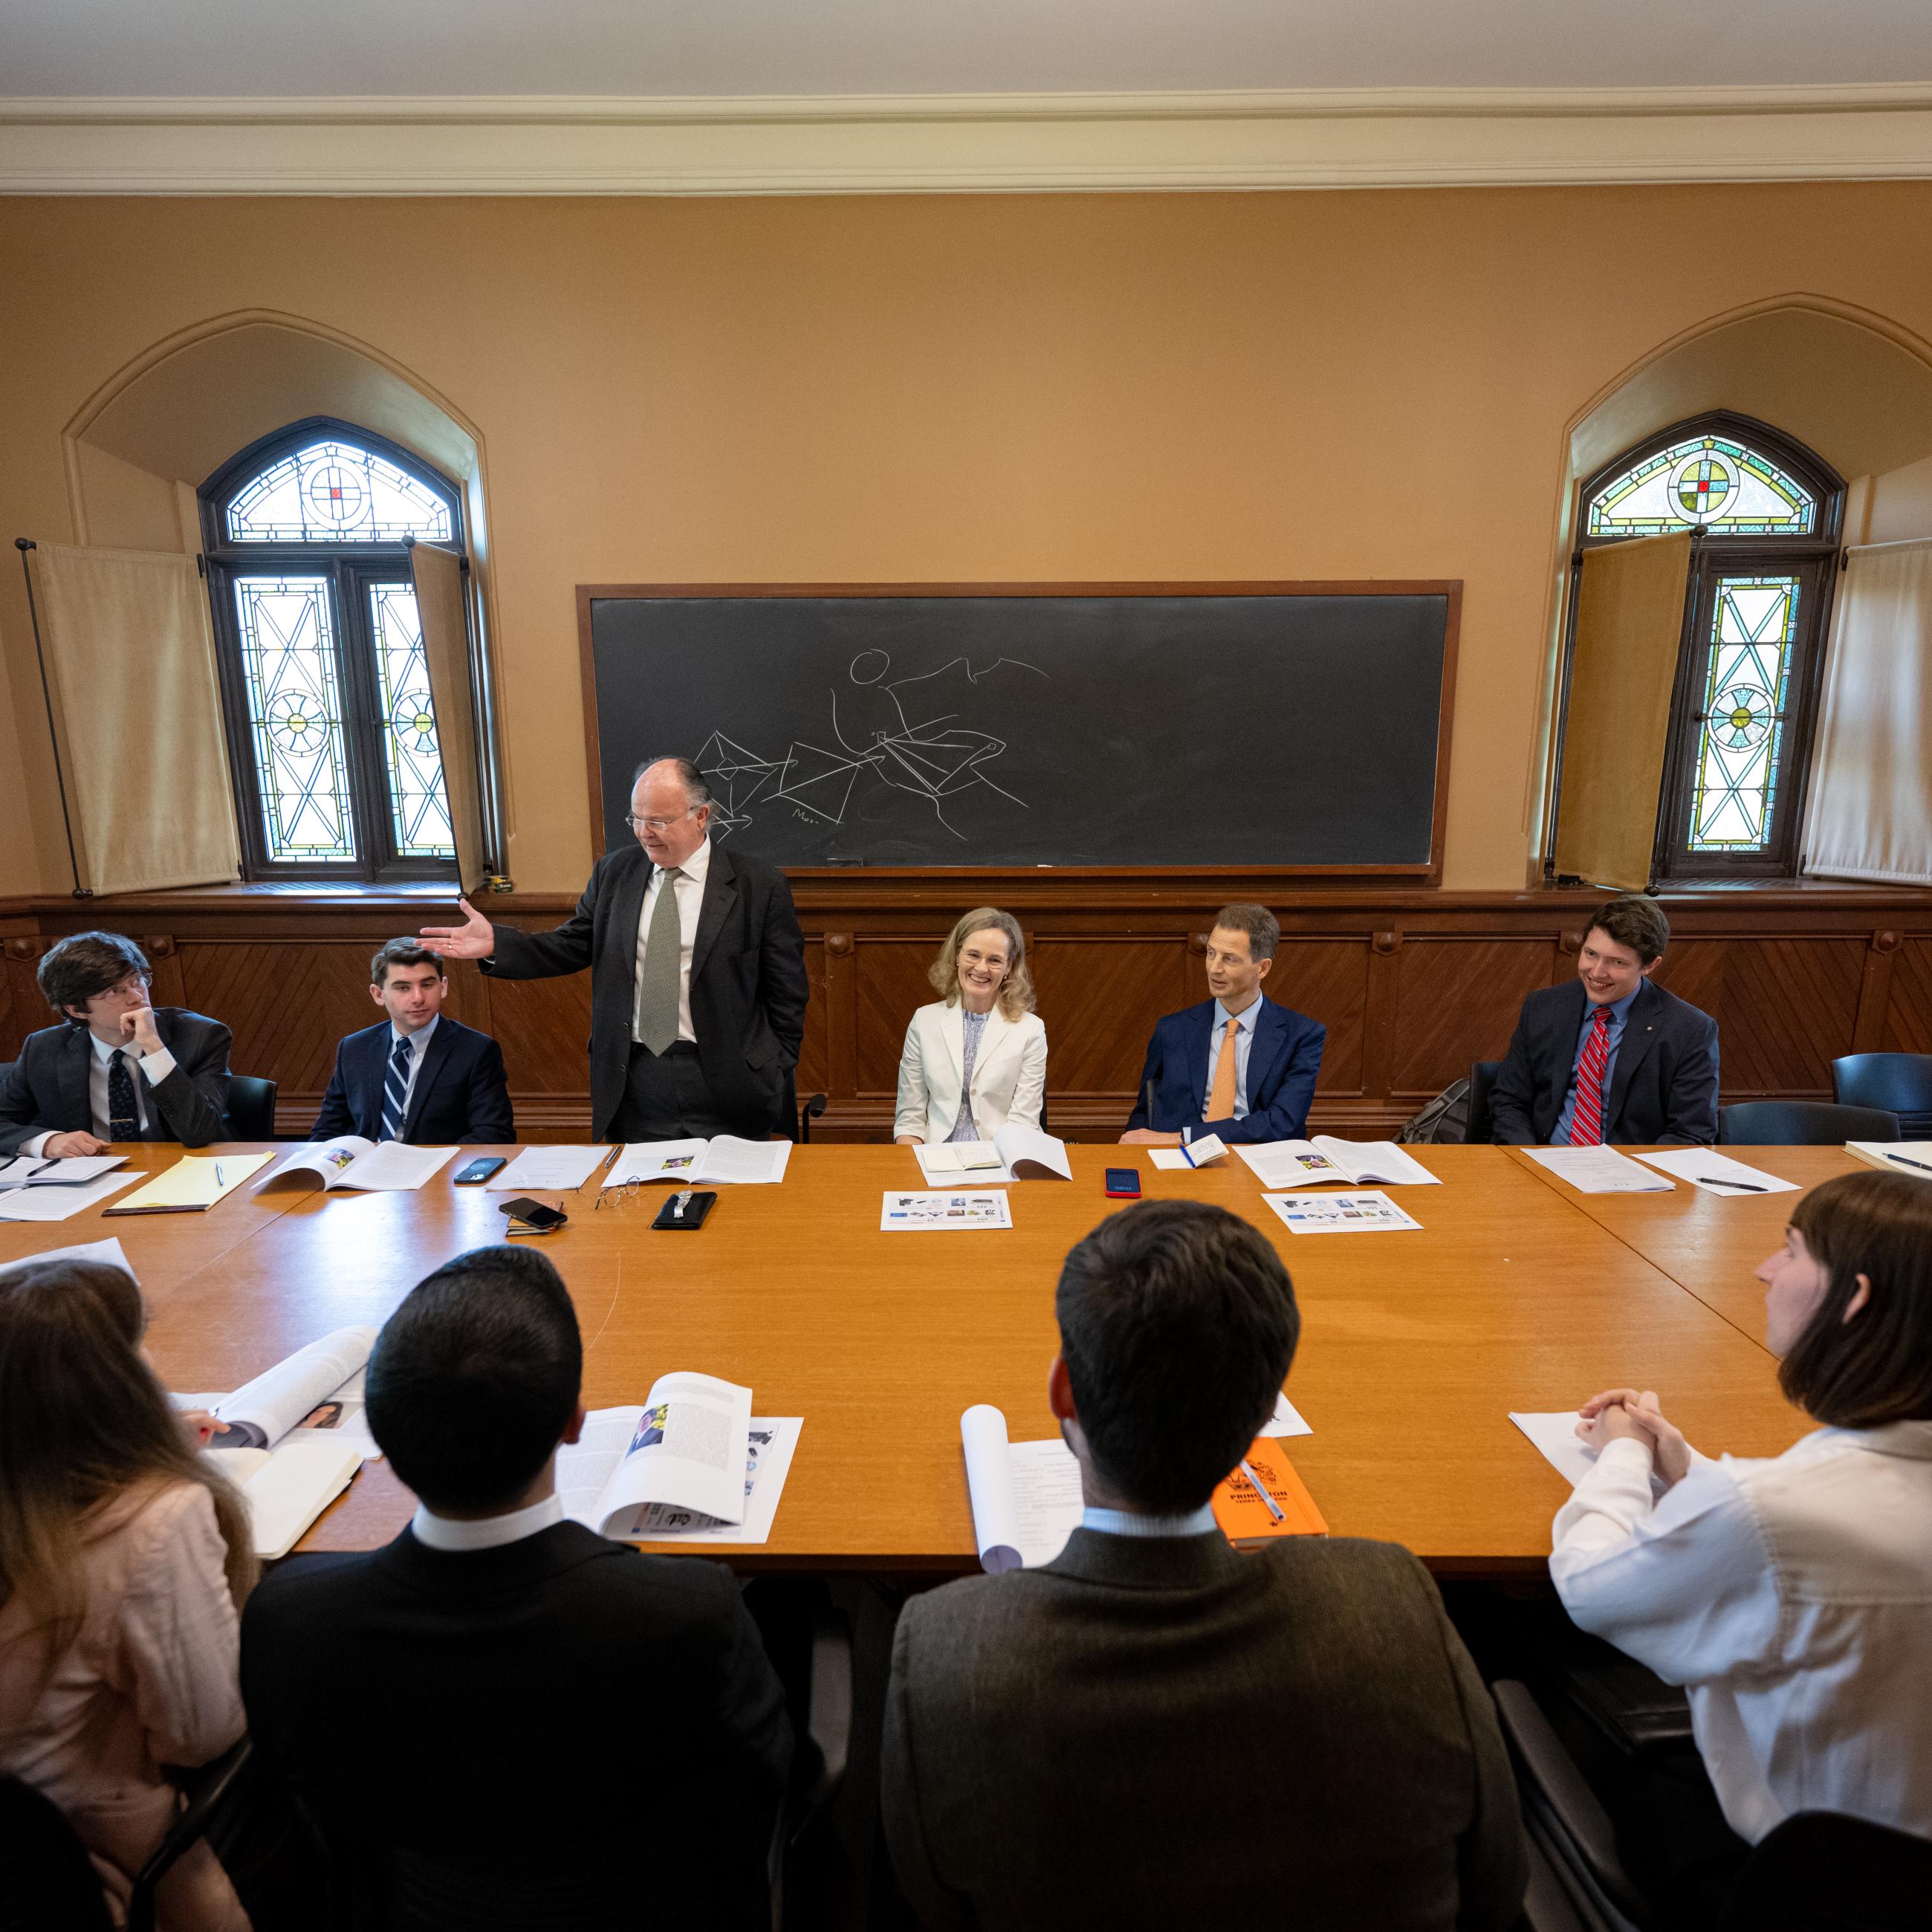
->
xmin=0 ymin=1141 xmax=1829 ymax=1576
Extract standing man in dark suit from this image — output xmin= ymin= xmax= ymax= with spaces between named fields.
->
xmin=423 ymin=756 xmax=808 ymax=1141
xmin=310 ymin=939 xmax=513 ymax=1144
xmin=1120 ymin=902 xmax=1326 ymax=1146
xmin=0 ymin=932 xmax=230 ymax=1156
xmin=1490 ymin=895 xmax=1719 ymax=1147
xmin=883 ymin=1199 xmax=1526 ymax=1931
xmin=241 ymin=1245 xmax=791 ymax=1928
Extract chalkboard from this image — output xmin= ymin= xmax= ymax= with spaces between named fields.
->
xmin=578 ymin=584 xmax=1459 ymax=872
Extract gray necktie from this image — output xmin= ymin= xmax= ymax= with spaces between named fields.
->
xmin=635 ymin=868 xmax=684 ymax=1054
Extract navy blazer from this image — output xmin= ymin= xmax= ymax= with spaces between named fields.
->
xmin=1124 ymin=996 xmax=1326 ymax=1144
xmin=310 ymin=1015 xmax=513 ymax=1145
xmin=0 ymin=1009 xmax=230 ymax=1155
xmin=1489 ymin=976 xmax=1719 ymax=1147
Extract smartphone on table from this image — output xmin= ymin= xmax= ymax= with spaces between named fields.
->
xmin=499 ymin=1196 xmax=567 ymax=1234
xmin=1105 ymin=1169 xmax=1142 ymax=1199
xmin=455 ymin=1156 xmax=507 ymax=1184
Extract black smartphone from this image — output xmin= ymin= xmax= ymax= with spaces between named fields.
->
xmin=1104 ymin=1168 xmax=1142 ymax=1199
xmin=499 ymin=1196 xmax=567 ymax=1231
xmin=455 ymin=1156 xmax=507 ymax=1184
xmin=652 ymin=1189 xmax=717 ymax=1230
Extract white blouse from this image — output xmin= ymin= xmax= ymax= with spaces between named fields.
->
xmin=1549 ymin=1420 xmax=1932 ymax=1845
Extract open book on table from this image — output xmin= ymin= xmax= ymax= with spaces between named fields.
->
xmin=260 ymin=1138 xmax=458 ymax=1193
xmin=1845 ymin=1141 xmax=1932 ymax=1179
xmin=1235 ymin=1138 xmax=1440 ymax=1188
xmin=605 ymin=1138 xmax=791 ymax=1187
xmin=915 ymin=1124 xmax=1072 ymax=1184
xmin=185 ymin=1325 xmax=379 ymax=1558
xmin=556 ymin=1372 xmax=802 ymax=1541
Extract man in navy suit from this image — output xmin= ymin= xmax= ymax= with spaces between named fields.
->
xmin=311 ymin=940 xmax=513 ymax=1144
xmin=1121 ymin=904 xmax=1326 ymax=1147
xmin=1490 ymin=895 xmax=1719 ymax=1147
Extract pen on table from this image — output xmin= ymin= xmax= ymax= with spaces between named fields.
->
xmin=1881 ymin=1152 xmax=1932 ymax=1175
xmin=1239 ymin=1459 xmax=1286 ymax=1523
xmin=215 ymin=1162 xmax=226 ymax=1189
xmin=1699 ymin=1175 xmax=1769 ymax=1193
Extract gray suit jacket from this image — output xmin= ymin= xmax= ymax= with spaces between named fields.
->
xmin=884 ymin=1529 xmax=1526 ymax=1932
xmin=0 ymin=1010 xmax=232 ymax=1155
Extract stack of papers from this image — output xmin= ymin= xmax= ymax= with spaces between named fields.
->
xmin=881 ymin=1190 xmax=1014 ymax=1231
xmin=0 ymin=1153 xmax=128 ymax=1190
xmin=0 ymin=1235 xmax=135 ymax=1278
xmin=1262 ymin=1190 xmax=1422 ymax=1234
xmin=0 ymin=1170 xmax=143 ymax=1221
xmin=488 ymin=1145 xmax=612 ymax=1190
xmin=1845 ymin=1142 xmax=1932 ymax=1179
xmin=1237 ymin=1139 xmax=1440 ymax=1188
xmin=1632 ymin=1150 xmax=1798 ymax=1196
xmin=1522 ymin=1146 xmax=1673 ymax=1194
xmin=605 ymin=1138 xmax=790 ymax=1187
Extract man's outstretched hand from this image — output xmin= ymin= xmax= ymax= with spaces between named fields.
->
xmin=421 ymin=896 xmax=495 ymax=961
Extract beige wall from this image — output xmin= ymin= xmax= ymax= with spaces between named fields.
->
xmin=5 ymin=184 xmax=1932 ymax=895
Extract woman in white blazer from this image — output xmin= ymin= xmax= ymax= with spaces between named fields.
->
xmin=1549 ymin=1169 xmax=1932 ymax=1906
xmin=894 ymin=907 xmax=1048 ymax=1145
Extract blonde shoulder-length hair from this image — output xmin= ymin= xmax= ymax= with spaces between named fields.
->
xmin=928 ymin=907 xmax=1035 ymax=1020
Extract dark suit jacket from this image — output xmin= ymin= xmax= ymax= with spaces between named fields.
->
xmin=482 ymin=843 xmax=809 ymax=1141
xmin=1489 ymin=977 xmax=1719 ymax=1147
xmin=884 ymin=1529 xmax=1525 ymax=1932
xmin=310 ymin=1016 xmax=513 ymax=1145
xmin=0 ymin=1010 xmax=230 ymax=1155
xmin=1122 ymin=995 xmax=1326 ymax=1144
xmin=242 ymin=1520 xmax=791 ymax=1929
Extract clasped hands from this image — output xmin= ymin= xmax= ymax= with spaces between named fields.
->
xmin=1575 ymin=1387 xmax=1693 ymax=1488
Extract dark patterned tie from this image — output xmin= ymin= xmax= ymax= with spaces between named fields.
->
xmin=1569 ymin=1006 xmax=1614 ymax=1147
xmin=380 ymin=1036 xmax=413 ymax=1141
xmin=108 ymin=1049 xmax=142 ymax=1141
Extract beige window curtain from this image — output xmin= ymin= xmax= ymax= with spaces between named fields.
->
xmin=1552 ymin=531 xmax=1693 ymax=892
xmin=1803 ymin=539 xmax=1932 ymax=887
xmin=409 ymin=540 xmax=489 ymax=894
xmin=24 ymin=542 xmax=240 ymax=895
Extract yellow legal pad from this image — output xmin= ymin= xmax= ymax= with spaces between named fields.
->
xmin=104 ymin=1152 xmax=274 ymax=1215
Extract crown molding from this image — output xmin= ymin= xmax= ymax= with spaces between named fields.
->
xmin=7 ymin=84 xmax=1932 ymax=195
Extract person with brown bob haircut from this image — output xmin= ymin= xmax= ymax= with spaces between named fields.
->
xmin=0 ymin=1259 xmax=256 ymax=1930
xmin=1551 ymin=1171 xmax=1932 ymax=1907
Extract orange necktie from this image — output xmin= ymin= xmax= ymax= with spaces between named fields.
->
xmin=1208 ymin=1017 xmax=1239 ymax=1122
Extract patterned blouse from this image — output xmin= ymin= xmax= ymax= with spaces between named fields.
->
xmin=946 ymin=1008 xmax=990 ymax=1143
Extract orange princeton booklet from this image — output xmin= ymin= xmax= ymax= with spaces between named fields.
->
xmin=1211 ymin=1439 xmax=1328 ymax=1546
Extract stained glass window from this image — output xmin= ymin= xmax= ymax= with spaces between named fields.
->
xmin=367 ymin=584 xmax=456 ymax=859
xmin=225 ymin=439 xmax=454 ymax=545
xmin=1588 ymin=434 xmax=1816 ymax=537
xmin=1687 ymin=575 xmax=1799 ymax=853
xmin=233 ymin=577 xmax=357 ymax=862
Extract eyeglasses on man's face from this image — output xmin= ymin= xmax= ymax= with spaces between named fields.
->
xmin=625 ymin=805 xmax=698 ymax=835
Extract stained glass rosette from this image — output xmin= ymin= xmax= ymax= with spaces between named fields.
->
xmin=226 ymin=441 xmax=453 ymax=545
xmin=1589 ymin=435 xmax=1815 ymax=538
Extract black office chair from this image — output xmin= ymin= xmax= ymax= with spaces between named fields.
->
xmin=127 ymin=1740 xmax=257 ymax=1932
xmin=1832 ymin=1054 xmax=1932 ymax=1141
xmin=0 ymin=1776 xmax=114 ymax=1931
xmin=1717 ymin=1101 xmax=1899 ymax=1147
xmin=223 ymin=1074 xmax=279 ymax=1141
xmin=797 ymin=1092 xmax=829 ymax=1143
xmin=1466 ymin=1060 xmax=1503 ymax=1145
xmin=1717 ymin=1810 xmax=1932 ymax=1931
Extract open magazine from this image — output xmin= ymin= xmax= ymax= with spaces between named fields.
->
xmin=260 ymin=1138 xmax=458 ymax=1193
xmin=604 ymin=1139 xmax=791 ymax=1187
xmin=915 ymin=1124 xmax=1072 ymax=1184
xmin=184 ymin=1326 xmax=379 ymax=1557
xmin=1235 ymin=1139 xmax=1440 ymax=1188
xmin=555 ymin=1372 xmax=801 ymax=1541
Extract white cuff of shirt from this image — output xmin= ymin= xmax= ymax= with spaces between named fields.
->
xmin=1551 ymin=1435 xmax=1657 ymax=1561
xmin=139 ymin=1047 xmax=176 ymax=1085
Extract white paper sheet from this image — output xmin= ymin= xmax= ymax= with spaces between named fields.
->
xmin=0 ymin=1154 xmax=129 ymax=1190
xmin=1261 ymin=1392 xmax=1313 ymax=1438
xmin=1509 ymin=1410 xmax=1673 ymax=1500
xmin=490 ymin=1145 xmax=612 ymax=1191
xmin=881 ymin=1190 xmax=1014 ymax=1231
xmin=1146 ymin=1148 xmax=1193 ymax=1170
xmin=561 ymin=1413 xmax=803 ymax=1543
xmin=1847 ymin=1142 xmax=1932 ymax=1178
xmin=960 ymin=1404 xmax=1085 ymax=1572
xmin=1522 ymin=1145 xmax=1674 ymax=1193
xmin=1262 ymin=1190 xmax=1423 ymax=1234
xmin=1633 ymin=1150 xmax=1800 ymax=1196
xmin=0 ymin=1235 xmax=137 ymax=1279
xmin=0 ymin=1170 xmax=144 ymax=1221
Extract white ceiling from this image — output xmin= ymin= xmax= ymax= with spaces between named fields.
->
xmin=7 ymin=0 xmax=1932 ymax=97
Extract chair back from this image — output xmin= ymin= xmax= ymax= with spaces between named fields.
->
xmin=224 ymin=1074 xmax=279 ymax=1140
xmin=1718 ymin=1809 xmax=1932 ymax=1930
xmin=1466 ymin=1060 xmax=1503 ymax=1145
xmin=1718 ymin=1100 xmax=1901 ymax=1147
xmin=1832 ymin=1054 xmax=1932 ymax=1140
xmin=0 ymin=1776 xmax=114 ymax=1931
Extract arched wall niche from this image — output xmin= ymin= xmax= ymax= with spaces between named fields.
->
xmin=1524 ymin=296 xmax=1932 ymax=878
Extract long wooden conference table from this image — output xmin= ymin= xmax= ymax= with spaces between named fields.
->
xmin=0 ymin=1141 xmax=1856 ymax=1578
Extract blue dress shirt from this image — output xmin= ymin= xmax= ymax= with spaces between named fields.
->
xmin=1552 ymin=987 xmax=1639 ymax=1145
xmin=1202 ymin=999 xmax=1262 ymax=1123
xmin=1082 ymin=1503 xmax=1221 ymax=1538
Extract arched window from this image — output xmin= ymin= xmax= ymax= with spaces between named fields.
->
xmin=201 ymin=421 xmax=463 ymax=881
xmin=1570 ymin=414 xmax=1844 ymax=883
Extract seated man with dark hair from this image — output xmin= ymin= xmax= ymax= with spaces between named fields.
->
xmin=311 ymin=939 xmax=513 ymax=1144
xmin=1490 ymin=894 xmax=1719 ymax=1147
xmin=0 ymin=930 xmax=230 ymax=1156
xmin=884 ymin=1199 xmax=1525 ymax=1932
xmin=241 ymin=1246 xmax=791 ymax=1929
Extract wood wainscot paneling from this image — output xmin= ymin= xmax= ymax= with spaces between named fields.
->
xmin=2 ymin=884 xmax=1929 ymax=1144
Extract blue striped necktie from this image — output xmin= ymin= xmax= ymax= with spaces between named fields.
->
xmin=380 ymin=1035 xmax=413 ymax=1141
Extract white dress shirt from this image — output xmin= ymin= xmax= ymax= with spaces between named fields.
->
xmin=1081 ymin=1503 xmax=1220 ymax=1539
xmin=1550 ymin=1421 xmax=1932 ymax=1844
xmin=1202 ymin=997 xmax=1261 ymax=1121
xmin=409 ymin=1491 xmax=565 ymax=1553
xmin=23 ymin=1029 xmax=179 ymax=1156
xmin=382 ymin=1014 xmax=438 ymax=1136
xmin=632 ymin=837 xmax=711 ymax=1047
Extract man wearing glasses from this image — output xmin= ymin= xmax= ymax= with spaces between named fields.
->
xmin=0 ymin=932 xmax=232 ymax=1155
xmin=424 ymin=757 xmax=808 ymax=1142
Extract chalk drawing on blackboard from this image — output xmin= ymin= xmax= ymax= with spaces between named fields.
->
xmin=694 ymin=652 xmax=1047 ymax=843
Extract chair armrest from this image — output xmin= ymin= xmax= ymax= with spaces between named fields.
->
xmin=129 ymin=1738 xmax=254 ymax=1932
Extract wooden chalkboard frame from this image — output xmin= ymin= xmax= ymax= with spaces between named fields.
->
xmin=574 ymin=580 xmax=1462 ymax=880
